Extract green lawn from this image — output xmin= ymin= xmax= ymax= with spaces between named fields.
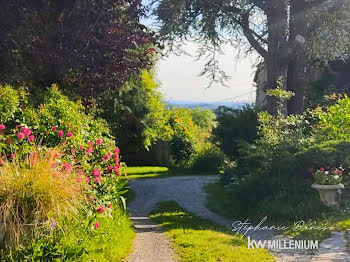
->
xmin=150 ymin=201 xmax=274 ymax=262
xmin=124 ymin=166 xmax=216 ymax=179
xmin=124 ymin=166 xmax=170 ymax=179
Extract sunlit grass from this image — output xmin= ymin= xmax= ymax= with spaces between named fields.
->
xmin=150 ymin=201 xmax=274 ymax=262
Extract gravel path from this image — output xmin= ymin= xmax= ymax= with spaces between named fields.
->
xmin=127 ymin=175 xmax=350 ymax=262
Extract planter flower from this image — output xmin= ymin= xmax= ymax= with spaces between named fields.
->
xmin=311 ymin=167 xmax=344 ymax=206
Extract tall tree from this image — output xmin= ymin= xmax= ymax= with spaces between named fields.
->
xmin=150 ymin=0 xmax=350 ymax=114
xmin=0 ymin=0 xmax=158 ymax=98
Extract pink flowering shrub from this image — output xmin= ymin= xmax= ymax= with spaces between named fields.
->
xmin=0 ymin=84 xmax=127 ymax=230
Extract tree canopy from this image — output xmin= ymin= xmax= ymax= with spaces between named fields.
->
xmin=150 ymin=0 xmax=350 ymax=114
xmin=0 ymin=0 xmax=159 ymax=98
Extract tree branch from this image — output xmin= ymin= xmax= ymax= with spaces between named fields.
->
xmin=241 ymin=12 xmax=268 ymax=59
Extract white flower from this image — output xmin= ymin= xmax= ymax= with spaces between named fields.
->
xmin=325 ymin=171 xmax=329 ymax=175
xmin=334 ymin=175 xmax=339 ymax=179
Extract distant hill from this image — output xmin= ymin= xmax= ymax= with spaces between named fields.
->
xmin=166 ymin=100 xmax=250 ymax=110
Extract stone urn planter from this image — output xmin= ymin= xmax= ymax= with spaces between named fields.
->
xmin=311 ymin=183 xmax=344 ymax=206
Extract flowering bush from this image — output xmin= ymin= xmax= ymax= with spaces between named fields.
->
xmin=312 ymin=167 xmax=343 ymax=185
xmin=0 ymin=84 xmax=127 ymax=251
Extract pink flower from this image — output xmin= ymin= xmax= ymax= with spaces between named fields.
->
xmin=114 ymin=148 xmax=120 ymax=154
xmin=17 ymin=132 xmax=25 ymax=140
xmin=85 ymin=177 xmax=91 ymax=183
xmin=96 ymin=206 xmax=105 ymax=214
xmin=0 ymin=124 xmax=5 ymax=130
xmin=93 ymin=169 xmax=101 ymax=177
xmin=96 ymin=138 xmax=103 ymax=146
xmin=95 ymin=176 xmax=101 ymax=184
xmin=66 ymin=132 xmax=73 ymax=138
xmin=102 ymin=153 xmax=111 ymax=162
xmin=10 ymin=153 xmax=16 ymax=159
xmin=336 ymin=169 xmax=343 ymax=174
xmin=320 ymin=167 xmax=325 ymax=172
xmin=23 ymin=128 xmax=31 ymax=137
xmin=79 ymin=145 xmax=84 ymax=150
xmin=62 ymin=162 xmax=73 ymax=173
xmin=57 ymin=130 xmax=64 ymax=137
xmin=94 ymin=222 xmax=99 ymax=229
xmin=71 ymin=149 xmax=76 ymax=155
xmin=107 ymin=204 xmax=112 ymax=209
xmin=51 ymin=126 xmax=57 ymax=132
xmin=86 ymin=147 xmax=94 ymax=155
xmin=28 ymin=135 xmax=35 ymax=143
xmin=88 ymin=141 xmax=94 ymax=147
xmin=107 ymin=165 xmax=113 ymax=173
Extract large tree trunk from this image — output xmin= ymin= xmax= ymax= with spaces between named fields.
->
xmin=287 ymin=0 xmax=308 ymax=115
xmin=265 ymin=0 xmax=289 ymax=115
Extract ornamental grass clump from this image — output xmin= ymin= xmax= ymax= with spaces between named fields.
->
xmin=0 ymin=149 xmax=87 ymax=246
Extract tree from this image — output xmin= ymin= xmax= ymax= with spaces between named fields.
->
xmin=99 ymin=71 xmax=171 ymax=151
xmin=0 ymin=0 xmax=158 ymax=99
xmin=150 ymin=0 xmax=350 ymax=114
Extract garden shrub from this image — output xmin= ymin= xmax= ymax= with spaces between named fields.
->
xmin=220 ymin=87 xmax=329 ymax=222
xmin=191 ymin=144 xmax=225 ymax=173
xmin=0 ymin=83 xmax=130 ymax=260
xmin=316 ymin=95 xmax=350 ymax=141
xmin=168 ymin=108 xmax=198 ymax=167
xmin=212 ymin=105 xmax=258 ymax=158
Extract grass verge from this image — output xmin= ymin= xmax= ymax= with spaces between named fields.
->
xmin=2 ymin=208 xmax=135 ymax=262
xmin=205 ymin=182 xmax=350 ymax=242
xmin=149 ymin=201 xmax=274 ymax=262
xmin=124 ymin=166 xmax=216 ymax=180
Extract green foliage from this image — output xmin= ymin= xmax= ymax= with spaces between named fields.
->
xmin=317 ymin=95 xmax=350 ymax=140
xmin=100 ymin=71 xmax=171 ymax=151
xmin=0 ymin=1 xmax=158 ymax=97
xmin=191 ymin=144 xmax=225 ymax=173
xmin=212 ymin=105 xmax=258 ymax=158
xmin=3 ymin=208 xmax=134 ymax=262
xmin=168 ymin=108 xmax=198 ymax=166
xmin=169 ymin=133 xmax=196 ymax=166
xmin=216 ymin=90 xmax=328 ymax=221
xmin=0 ymin=85 xmax=23 ymax=123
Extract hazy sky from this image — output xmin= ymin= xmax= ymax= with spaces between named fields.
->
xmin=141 ymin=4 xmax=257 ymax=103
xmin=156 ymin=43 xmax=257 ymax=103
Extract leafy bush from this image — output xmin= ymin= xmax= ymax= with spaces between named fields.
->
xmin=0 ymin=83 xmax=129 ymax=260
xmin=317 ymin=95 xmax=350 ymax=140
xmin=100 ymin=71 xmax=172 ymax=151
xmin=218 ymin=88 xmax=329 ymax=221
xmin=212 ymin=105 xmax=258 ymax=158
xmin=192 ymin=145 xmax=225 ymax=173
xmin=0 ymin=150 xmax=86 ymax=246
xmin=168 ymin=108 xmax=198 ymax=166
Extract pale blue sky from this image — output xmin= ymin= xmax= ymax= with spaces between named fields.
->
xmin=155 ymin=43 xmax=257 ymax=103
